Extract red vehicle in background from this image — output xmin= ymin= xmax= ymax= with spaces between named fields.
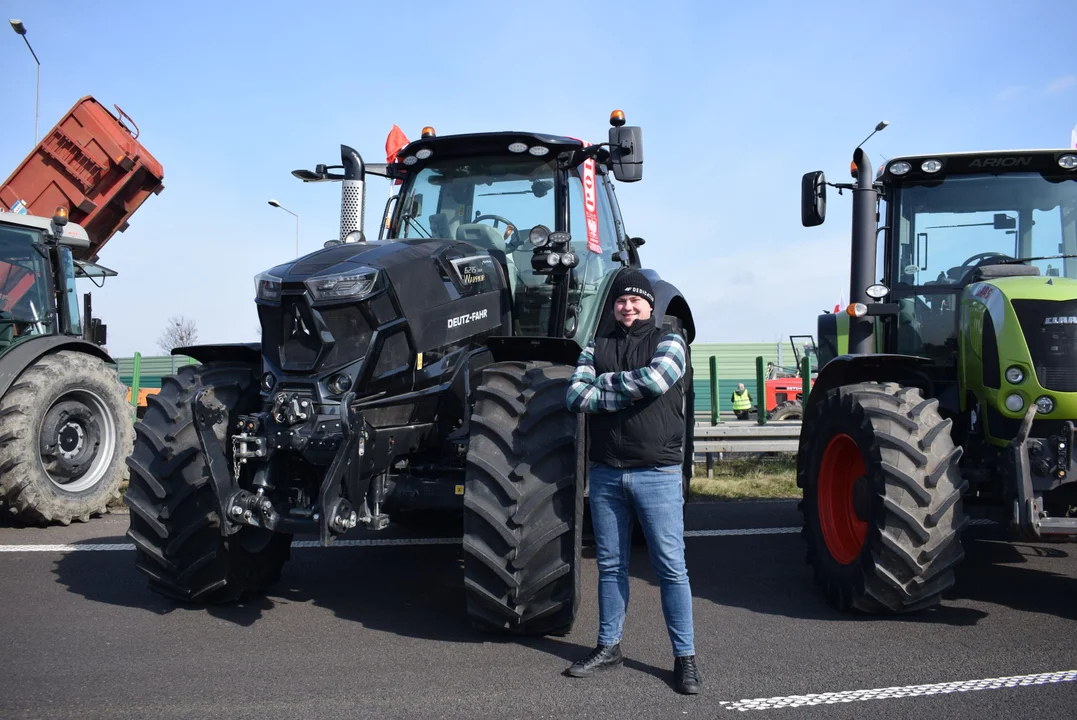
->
xmin=764 ymin=335 xmax=818 ymax=421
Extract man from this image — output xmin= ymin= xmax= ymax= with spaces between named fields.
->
xmin=731 ymin=382 xmax=752 ymax=420
xmin=564 ymin=269 xmax=701 ymax=695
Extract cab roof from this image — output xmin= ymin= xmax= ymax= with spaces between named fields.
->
xmin=0 ymin=210 xmax=91 ymax=248
xmin=879 ymin=148 xmax=1077 ymax=180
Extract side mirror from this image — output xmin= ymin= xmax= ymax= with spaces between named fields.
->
xmin=801 ymin=171 xmax=826 ymax=227
xmin=993 ymin=213 xmax=1016 ymax=230
xmin=608 ymin=125 xmax=643 ymax=183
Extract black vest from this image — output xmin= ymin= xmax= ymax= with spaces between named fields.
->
xmin=589 ymin=317 xmax=685 ymax=468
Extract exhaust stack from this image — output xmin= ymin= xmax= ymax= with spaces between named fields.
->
xmin=340 ymin=144 xmax=366 ymax=242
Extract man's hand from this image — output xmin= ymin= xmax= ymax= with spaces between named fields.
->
xmin=566 ymin=341 xmax=635 ymax=414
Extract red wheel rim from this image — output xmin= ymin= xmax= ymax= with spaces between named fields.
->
xmin=818 ymin=434 xmax=868 ymax=564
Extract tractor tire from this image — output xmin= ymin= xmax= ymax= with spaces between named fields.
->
xmin=769 ymin=400 xmax=803 ymax=422
xmin=0 ymin=350 xmax=134 ymax=526
xmin=124 ymin=362 xmax=292 ymax=603
xmin=798 ymin=381 xmax=967 ymax=613
xmin=463 ymin=360 xmax=584 ymax=636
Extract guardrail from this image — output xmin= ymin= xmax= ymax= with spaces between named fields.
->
xmin=692 ymin=421 xmax=801 ymax=454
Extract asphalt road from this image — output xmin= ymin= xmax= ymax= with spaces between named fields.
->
xmin=1 ymin=501 xmax=1075 ymax=719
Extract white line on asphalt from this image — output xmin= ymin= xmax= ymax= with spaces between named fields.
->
xmin=0 ymin=518 xmax=1003 ymax=554
xmin=720 ymin=670 xmax=1077 ymax=711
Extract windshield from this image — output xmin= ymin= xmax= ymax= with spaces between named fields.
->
xmin=392 ymin=155 xmax=557 ymax=248
xmin=890 ymin=172 xmax=1077 ymax=361
xmin=894 ymin=173 xmax=1077 ymax=286
xmin=0 ymin=223 xmax=52 ymax=347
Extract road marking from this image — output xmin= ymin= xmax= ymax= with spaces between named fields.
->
xmin=0 ymin=519 xmax=1002 ymax=554
xmin=720 ymin=670 xmax=1077 ymax=711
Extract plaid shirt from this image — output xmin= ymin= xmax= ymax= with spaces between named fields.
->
xmin=566 ymin=330 xmax=687 ymax=413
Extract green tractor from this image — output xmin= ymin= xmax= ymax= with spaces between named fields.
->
xmin=797 ymin=137 xmax=1077 ymax=612
xmin=0 ymin=208 xmax=133 ymax=525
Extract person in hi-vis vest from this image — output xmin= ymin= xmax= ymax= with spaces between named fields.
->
xmin=731 ymin=383 xmax=752 ymax=420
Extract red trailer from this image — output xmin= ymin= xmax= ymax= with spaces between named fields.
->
xmin=0 ymin=96 xmax=164 ymax=262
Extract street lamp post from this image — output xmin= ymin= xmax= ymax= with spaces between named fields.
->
xmin=268 ymin=199 xmax=299 ymax=256
xmin=9 ymin=19 xmax=40 ymax=146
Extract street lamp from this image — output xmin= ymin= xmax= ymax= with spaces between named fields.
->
xmin=9 ymin=19 xmax=40 ymax=146
xmin=268 ymin=199 xmax=299 ymax=256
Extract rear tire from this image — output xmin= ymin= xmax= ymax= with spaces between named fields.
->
xmin=463 ymin=360 xmax=584 ymax=635
xmin=798 ymin=381 xmax=967 ymax=613
xmin=0 ymin=350 xmax=133 ymax=526
xmin=125 ymin=362 xmax=291 ymax=603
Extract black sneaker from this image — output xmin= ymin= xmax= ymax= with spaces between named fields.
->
xmin=566 ymin=643 xmax=623 ymax=678
xmin=674 ymin=655 xmax=702 ymax=694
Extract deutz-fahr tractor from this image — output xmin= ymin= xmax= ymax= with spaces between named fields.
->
xmin=797 ymin=137 xmax=1077 ymax=613
xmin=0 ymin=208 xmax=133 ymax=524
xmin=124 ymin=111 xmax=696 ymax=635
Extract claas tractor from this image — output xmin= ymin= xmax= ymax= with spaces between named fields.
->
xmin=123 ymin=111 xmax=696 ymax=636
xmin=797 ymin=139 xmax=1077 ymax=613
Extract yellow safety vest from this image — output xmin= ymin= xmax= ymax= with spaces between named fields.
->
xmin=732 ymin=389 xmax=752 ymax=411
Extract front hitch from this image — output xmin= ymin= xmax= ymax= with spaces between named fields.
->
xmin=192 ymin=387 xmax=377 ymax=544
xmin=1010 ymin=405 xmax=1077 ymax=539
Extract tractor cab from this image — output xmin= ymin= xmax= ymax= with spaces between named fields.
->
xmin=380 ymin=115 xmax=644 ymax=342
xmin=878 ymin=152 xmax=1077 ymax=375
xmin=0 ymin=208 xmax=108 ymax=353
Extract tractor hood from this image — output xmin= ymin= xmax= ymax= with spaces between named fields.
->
xmin=258 ymin=237 xmax=506 ymax=319
xmin=963 ymin=269 xmax=1077 ymax=434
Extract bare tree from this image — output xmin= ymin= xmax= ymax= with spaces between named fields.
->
xmin=156 ymin=316 xmax=199 ymax=354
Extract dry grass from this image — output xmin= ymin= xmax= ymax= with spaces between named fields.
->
xmin=689 ymin=456 xmax=800 ymax=501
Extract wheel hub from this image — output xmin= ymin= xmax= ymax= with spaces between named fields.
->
xmin=38 ymin=393 xmax=114 ymax=491
xmin=58 ymin=421 xmax=85 ymax=458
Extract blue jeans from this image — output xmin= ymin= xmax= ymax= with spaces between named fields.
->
xmin=589 ymin=462 xmax=695 ymax=657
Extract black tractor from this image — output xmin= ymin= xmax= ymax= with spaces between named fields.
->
xmin=124 ymin=111 xmax=696 ymax=635
xmin=0 ymin=208 xmax=132 ymax=525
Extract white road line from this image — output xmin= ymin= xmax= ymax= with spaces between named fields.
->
xmin=721 ymin=670 xmax=1077 ymax=712
xmin=0 ymin=519 xmax=1002 ymax=554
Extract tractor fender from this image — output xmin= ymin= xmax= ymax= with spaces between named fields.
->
xmin=173 ymin=343 xmax=262 ymax=368
xmin=804 ymin=353 xmax=936 ymax=418
xmin=486 ymin=337 xmax=583 ymax=366
xmin=0 ymin=336 xmax=115 ymax=400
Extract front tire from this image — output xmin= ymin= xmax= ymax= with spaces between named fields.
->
xmin=463 ymin=361 xmax=584 ymax=636
xmin=125 ymin=362 xmax=291 ymax=603
xmin=798 ymin=382 xmax=967 ymax=613
xmin=0 ymin=350 xmax=134 ymax=526
xmin=769 ymin=400 xmax=803 ymax=422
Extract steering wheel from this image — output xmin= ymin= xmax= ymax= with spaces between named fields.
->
xmin=961 ymin=251 xmax=1012 ymax=267
xmin=472 ymin=214 xmax=522 ymax=250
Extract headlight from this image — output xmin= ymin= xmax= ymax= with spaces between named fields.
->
xmin=255 ymin=271 xmax=283 ymax=302
xmin=1059 ymin=154 xmax=1077 ymax=170
xmin=1035 ymin=396 xmax=1055 ymax=414
xmin=889 ymin=161 xmax=911 ymax=175
xmin=1005 ymin=393 xmax=1024 ymax=412
xmin=305 ymin=267 xmax=379 ymax=302
xmin=921 ymin=159 xmax=943 ymax=173
xmin=1005 ymin=366 xmax=1025 ymax=384
xmin=530 ymin=225 xmax=551 ymax=247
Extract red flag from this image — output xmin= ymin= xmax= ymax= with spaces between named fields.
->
xmin=385 ymin=125 xmax=409 ymax=164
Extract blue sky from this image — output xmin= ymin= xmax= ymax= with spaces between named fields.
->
xmin=1 ymin=0 xmax=1075 ymax=357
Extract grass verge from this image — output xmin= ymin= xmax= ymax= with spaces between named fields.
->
xmin=689 ymin=455 xmax=799 ymax=501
